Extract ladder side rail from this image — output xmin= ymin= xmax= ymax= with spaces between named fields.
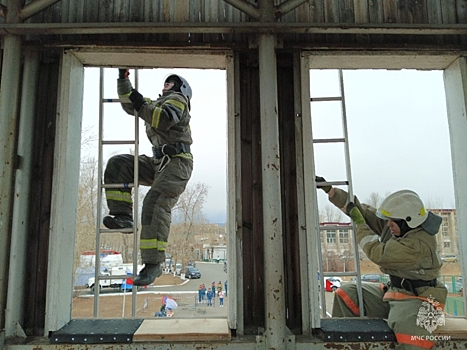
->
xmin=317 ymin=226 xmax=327 ymax=317
xmin=309 ymin=113 xmax=329 ymax=318
xmin=93 ymin=67 xmax=106 ymax=316
xmin=302 ymin=60 xmax=322 ymax=328
xmin=131 ymin=69 xmax=140 ymax=316
xmin=338 ymin=69 xmax=365 ymax=317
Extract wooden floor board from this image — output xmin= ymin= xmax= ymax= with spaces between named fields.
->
xmin=133 ymin=318 xmax=231 ymax=342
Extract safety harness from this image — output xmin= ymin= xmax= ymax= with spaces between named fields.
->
xmin=152 ymin=143 xmax=191 ymax=172
xmin=389 ymin=275 xmax=438 ymax=296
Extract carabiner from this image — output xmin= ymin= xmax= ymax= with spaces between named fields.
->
xmin=158 ymin=154 xmax=171 ymax=173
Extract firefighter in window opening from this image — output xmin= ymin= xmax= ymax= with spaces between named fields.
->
xmin=103 ymin=69 xmax=193 ymax=286
xmin=316 ymin=176 xmax=447 ymax=350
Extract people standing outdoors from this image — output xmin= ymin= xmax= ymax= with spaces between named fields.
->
xmin=224 ymin=280 xmax=228 ymax=297
xmin=103 ymin=69 xmax=193 ymax=286
xmin=207 ymin=289 xmax=214 ymax=306
xmin=201 ymin=284 xmax=206 ymax=301
xmin=198 ymin=285 xmax=203 ymax=303
xmin=219 ymin=290 xmax=225 ymax=307
xmin=316 ymin=176 xmax=447 ymax=350
xmin=211 ymin=281 xmax=216 ymax=298
xmin=217 ymin=281 xmax=223 ymax=296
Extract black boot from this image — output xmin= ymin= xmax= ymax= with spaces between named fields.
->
xmin=103 ymin=215 xmax=133 ymax=230
xmin=133 ymin=264 xmax=162 ymax=286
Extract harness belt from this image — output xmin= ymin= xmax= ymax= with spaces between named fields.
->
xmin=152 ymin=143 xmax=191 ymax=158
xmin=389 ymin=275 xmax=437 ymax=296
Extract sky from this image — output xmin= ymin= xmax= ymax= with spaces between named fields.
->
xmin=81 ymin=68 xmax=455 ymax=224
xmin=82 ymin=68 xmax=228 ymax=223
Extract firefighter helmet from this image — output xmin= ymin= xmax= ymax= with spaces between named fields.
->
xmin=164 ymin=74 xmax=192 ymax=100
xmin=376 ymin=190 xmax=428 ymax=228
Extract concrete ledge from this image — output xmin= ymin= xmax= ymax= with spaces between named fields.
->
xmin=434 ymin=317 xmax=467 ymax=339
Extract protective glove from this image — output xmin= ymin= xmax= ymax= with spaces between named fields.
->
xmin=315 ymin=176 xmax=332 ymax=193
xmin=129 ymin=89 xmax=145 ymax=111
xmin=118 ymin=68 xmax=129 ymax=79
xmin=346 ymin=202 xmax=365 ymax=225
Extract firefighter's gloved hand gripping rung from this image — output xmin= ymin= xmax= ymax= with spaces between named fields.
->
xmin=346 ymin=202 xmax=365 ymax=225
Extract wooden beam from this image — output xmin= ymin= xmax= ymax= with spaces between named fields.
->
xmin=1 ymin=22 xmax=467 ymax=36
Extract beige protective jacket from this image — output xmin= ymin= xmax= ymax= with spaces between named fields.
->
xmin=117 ymin=78 xmax=192 ymax=149
xmin=329 ymin=188 xmax=443 ymax=282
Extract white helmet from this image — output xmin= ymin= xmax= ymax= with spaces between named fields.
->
xmin=376 ymin=190 xmax=428 ymax=228
xmin=164 ymin=74 xmax=192 ymax=100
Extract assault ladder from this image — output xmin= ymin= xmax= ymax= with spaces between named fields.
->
xmin=310 ymin=69 xmax=365 ymax=317
xmin=93 ymin=68 xmax=141 ymax=317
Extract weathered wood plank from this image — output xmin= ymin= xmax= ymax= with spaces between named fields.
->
xmin=383 ymin=0 xmax=399 ymax=44
xmin=457 ymin=0 xmax=467 ymax=44
xmin=368 ymin=0 xmax=385 ymax=44
xmin=354 ymin=0 xmax=370 ymax=43
xmin=4 ymin=0 xmax=467 ymax=50
xmin=133 ymin=318 xmax=231 ymax=342
xmin=189 ymin=0 xmax=204 ymax=43
xmin=399 ymin=0 xmax=428 ymax=23
xmin=84 ymin=0 xmax=99 ymax=23
xmin=427 ymin=0 xmax=444 ymax=45
xmin=98 ymin=0 xmax=113 ymax=43
xmin=325 ymin=0 xmax=341 ymax=43
xmin=441 ymin=0 xmax=459 ymax=45
xmin=171 ymin=0 xmax=190 ymax=44
xmin=309 ymin=0 xmax=326 ymax=44
xmin=339 ymin=0 xmax=356 ymax=43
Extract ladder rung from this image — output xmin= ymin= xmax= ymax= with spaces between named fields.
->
xmin=313 ymin=138 xmax=345 ymax=144
xmin=102 ymin=183 xmax=135 ymax=189
xmin=102 ymin=98 xmax=131 ymax=103
xmin=319 ymin=225 xmax=351 ymax=231
xmin=100 ymin=228 xmax=135 ymax=234
xmin=322 ymin=271 xmax=359 ymax=277
xmin=102 ymin=140 xmax=136 ymax=145
xmin=316 ymin=180 xmax=349 ymax=187
xmin=96 ymin=274 xmax=133 ymax=280
xmin=310 ymin=97 xmax=342 ymax=102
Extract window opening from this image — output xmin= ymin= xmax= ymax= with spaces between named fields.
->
xmin=73 ymin=67 xmax=228 ymax=319
xmin=310 ymin=69 xmax=461 ymax=319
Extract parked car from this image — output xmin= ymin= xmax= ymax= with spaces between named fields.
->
xmin=351 ymin=274 xmax=382 ymax=283
xmin=175 ymin=263 xmax=182 ymax=276
xmin=187 ymin=260 xmax=196 ymax=268
xmin=185 ymin=266 xmax=201 ymax=279
xmin=441 ymin=255 xmax=458 ymax=262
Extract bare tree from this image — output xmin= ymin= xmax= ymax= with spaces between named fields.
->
xmin=168 ymin=182 xmax=209 ymax=265
xmin=75 ymin=156 xmax=99 ymax=267
xmin=424 ymin=196 xmax=444 ymax=210
xmin=75 ymin=135 xmax=137 ymax=267
xmin=366 ymin=192 xmax=383 ymax=208
xmin=320 ymin=204 xmax=343 ymax=222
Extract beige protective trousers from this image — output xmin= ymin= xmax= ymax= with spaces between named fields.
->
xmin=332 ymin=282 xmax=444 ymax=349
xmin=104 ymin=153 xmax=193 ymax=265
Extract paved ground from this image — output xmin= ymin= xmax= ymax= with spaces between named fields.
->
xmin=72 ymin=263 xmax=229 ymax=319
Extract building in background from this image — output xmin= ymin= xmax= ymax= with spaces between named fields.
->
xmin=320 ymin=208 xmax=459 ymax=269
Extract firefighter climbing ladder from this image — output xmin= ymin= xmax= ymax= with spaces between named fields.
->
xmin=311 ymin=69 xmax=365 ymax=318
xmin=93 ymin=68 xmax=141 ymax=317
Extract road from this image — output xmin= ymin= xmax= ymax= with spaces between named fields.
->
xmin=153 ymin=261 xmax=227 ymax=293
